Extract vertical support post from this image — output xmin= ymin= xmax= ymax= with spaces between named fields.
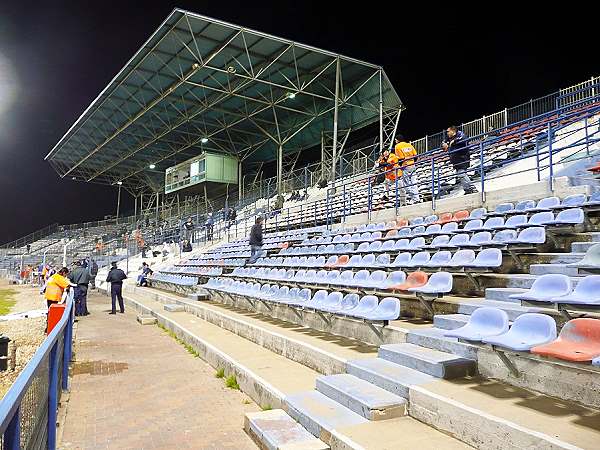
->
xmin=367 ymin=176 xmax=372 ymax=221
xmin=238 ymin=161 xmax=243 ymax=201
xmin=479 ymin=142 xmax=486 ymax=203
xmin=394 ymin=168 xmax=399 ymax=215
xmin=62 ymin=307 xmax=73 ymax=390
xmin=379 ymin=69 xmax=383 ymax=153
xmin=277 ymin=144 xmax=283 ymax=197
xmin=5 ymin=406 xmax=21 ymax=450
xmin=547 ymin=123 xmax=554 ymax=192
xmin=116 ymin=183 xmax=122 ymax=223
xmin=331 ymin=57 xmax=341 ymax=189
xmin=134 ymin=195 xmax=138 ymax=223
xmin=48 ymin=342 xmax=59 ymax=450
xmin=585 ymin=116 xmax=590 ymax=156
xmin=430 ymin=158 xmax=436 ymax=210
xmin=155 ymin=192 xmax=159 ymax=222
xmin=535 ymin=135 xmax=541 ymax=182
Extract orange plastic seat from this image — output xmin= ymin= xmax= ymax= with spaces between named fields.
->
xmin=531 ymin=318 xmax=600 ymax=362
xmin=391 ymin=271 xmax=428 ymax=291
xmin=333 ymin=255 xmax=350 ymax=267
xmin=384 ymin=229 xmax=398 ymax=240
xmin=396 ymin=218 xmax=409 ymax=228
xmin=451 ymin=210 xmax=469 ymax=222
xmin=279 ymin=242 xmax=290 ymax=249
xmin=435 ymin=213 xmax=453 ymax=224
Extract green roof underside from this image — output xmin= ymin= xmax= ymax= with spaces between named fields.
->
xmin=46 ymin=8 xmax=403 ymax=193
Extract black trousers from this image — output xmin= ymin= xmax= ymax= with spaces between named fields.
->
xmin=110 ymin=283 xmax=124 ymax=313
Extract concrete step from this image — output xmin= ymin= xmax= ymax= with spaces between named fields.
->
xmin=486 ymin=273 xmax=584 ymax=289
xmin=572 ymin=241 xmax=596 ymax=253
xmin=378 ymin=343 xmax=476 ymax=379
xmin=535 ymin=252 xmax=585 ymax=264
xmin=433 ymin=314 xmax=470 ymax=330
xmin=244 ymin=409 xmax=329 ymax=450
xmin=405 ymin=328 xmax=478 ymax=360
xmin=284 ymin=390 xmax=368 ymax=440
xmin=315 ymin=374 xmax=407 ymax=421
xmin=346 ymin=358 xmax=435 ymax=399
xmin=529 ymin=263 xmax=580 ymax=276
xmin=163 ymin=304 xmax=184 ymax=312
xmin=484 ymin=287 xmax=526 ymax=303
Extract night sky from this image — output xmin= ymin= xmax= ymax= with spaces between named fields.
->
xmin=0 ymin=2 xmax=597 ymax=243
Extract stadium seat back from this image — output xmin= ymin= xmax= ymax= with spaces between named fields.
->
xmin=531 ymin=318 xmax=600 ymax=361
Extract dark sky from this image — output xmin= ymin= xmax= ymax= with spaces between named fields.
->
xmin=0 ymin=2 xmax=597 ymax=243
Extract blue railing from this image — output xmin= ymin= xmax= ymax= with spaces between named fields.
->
xmin=0 ymin=299 xmax=74 ymax=450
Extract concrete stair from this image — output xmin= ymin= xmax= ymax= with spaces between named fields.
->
xmin=405 ymin=328 xmax=478 ymax=360
xmin=315 ymin=374 xmax=407 ymax=421
xmin=572 ymin=241 xmax=597 ymax=253
xmin=484 ymin=287 xmax=526 ymax=303
xmin=284 ymin=391 xmax=368 ymax=439
xmin=378 ymin=343 xmax=476 ymax=379
xmin=528 ymin=263 xmax=580 ymax=276
xmin=433 ymin=313 xmax=470 ymax=330
xmin=244 ymin=409 xmax=329 ymax=450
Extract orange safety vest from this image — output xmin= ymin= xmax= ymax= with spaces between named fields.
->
xmin=394 ymin=142 xmax=418 ymax=168
xmin=385 ymin=153 xmax=401 ymax=180
xmin=44 ymin=274 xmax=70 ymax=303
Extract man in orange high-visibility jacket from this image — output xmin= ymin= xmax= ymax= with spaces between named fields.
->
xmin=44 ymin=267 xmax=72 ymax=308
xmin=377 ymin=150 xmax=405 ymax=204
xmin=394 ymin=135 xmax=421 ymax=204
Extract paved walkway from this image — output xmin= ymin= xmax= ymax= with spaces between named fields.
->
xmin=60 ymin=291 xmax=258 ymax=450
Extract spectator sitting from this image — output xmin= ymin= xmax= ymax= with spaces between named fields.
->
xmin=136 ymin=262 xmax=153 ymax=287
xmin=182 ymin=240 xmax=193 ymax=252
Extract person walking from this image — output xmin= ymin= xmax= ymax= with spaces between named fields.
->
xmin=442 ymin=126 xmax=476 ymax=194
xmin=205 ymin=213 xmax=214 ymax=241
xmin=248 ymin=216 xmax=264 ymax=264
xmin=394 ymin=135 xmax=421 ymax=204
xmin=106 ymin=262 xmax=127 ymax=314
xmin=183 ymin=217 xmax=194 ymax=242
xmin=69 ymin=260 xmax=91 ymax=316
xmin=89 ymin=259 xmax=98 ymax=290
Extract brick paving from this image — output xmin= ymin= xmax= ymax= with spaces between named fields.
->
xmin=60 ymin=290 xmax=258 ymax=450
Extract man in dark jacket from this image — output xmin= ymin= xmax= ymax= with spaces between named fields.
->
xmin=248 ymin=217 xmax=263 ymax=263
xmin=89 ymin=259 xmax=98 ymax=290
xmin=442 ymin=126 xmax=476 ymax=194
xmin=106 ymin=262 xmax=127 ymax=314
xmin=182 ymin=240 xmax=193 ymax=252
xmin=69 ymin=261 xmax=91 ymax=316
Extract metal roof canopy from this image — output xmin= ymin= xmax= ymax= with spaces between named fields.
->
xmin=46 ymin=8 xmax=403 ymax=195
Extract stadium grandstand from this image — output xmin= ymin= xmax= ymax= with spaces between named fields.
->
xmin=1 ymin=6 xmax=600 ymax=450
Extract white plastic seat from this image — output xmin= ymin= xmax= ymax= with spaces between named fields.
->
xmin=361 ymin=270 xmax=389 ymax=289
xmin=375 ymin=253 xmax=391 ymax=267
xmin=345 ymin=295 xmax=379 ymax=318
xmin=447 ymin=249 xmax=476 ymax=267
xmin=476 ymin=217 xmax=504 ymax=231
xmin=316 ymin=292 xmax=344 ymax=312
xmin=489 ymin=202 xmax=514 ymax=216
xmin=381 ymin=240 xmax=395 ymax=252
xmin=347 ymin=254 xmax=363 ymax=268
xmin=555 ymin=194 xmax=586 ymax=210
xmin=528 ymin=196 xmax=560 ymax=212
xmin=509 ymin=274 xmax=572 ymax=302
xmin=387 ymin=271 xmax=406 ymax=286
xmin=302 ymin=290 xmax=329 ymax=308
xmin=406 ymin=251 xmax=430 ymax=268
xmin=500 ymin=214 xmax=528 ymax=229
xmin=356 ymin=242 xmax=370 ymax=253
xmin=368 ymin=241 xmax=383 ymax=252
xmin=394 ymin=239 xmax=410 ymax=251
xmin=391 ymin=252 xmax=411 ymax=267
xmin=350 ymin=270 xmax=370 ymax=287
xmin=468 ymin=207 xmax=487 ymax=219
xmin=424 ymin=215 xmax=438 ymax=225
xmin=517 ymin=212 xmax=554 ymax=228
xmin=326 ymin=270 xmax=341 ymax=285
xmin=507 ymin=200 xmax=535 ymax=214
xmin=445 ymin=307 xmax=509 ymax=341
xmin=460 ymin=231 xmax=493 ymax=248
xmin=337 ymin=270 xmax=355 ymax=286
xmin=444 ymin=233 xmax=469 ymax=248
xmin=552 ymin=275 xmax=600 ymax=304
xmin=303 ymin=270 xmax=317 ymax=283
xmin=408 ymin=237 xmax=425 ymax=250
xmin=491 ymin=229 xmax=517 ymax=245
xmin=466 ymin=248 xmax=502 ymax=268
xmin=546 ymin=208 xmax=584 ymax=226
xmin=483 ymin=313 xmax=557 ymax=351
xmin=508 ymin=227 xmax=546 ymax=245
xmin=359 ymin=254 xmax=376 ymax=268
xmin=409 ymin=272 xmax=453 ymax=294
xmin=425 ymin=251 xmax=452 ymax=267
xmin=423 ymin=235 xmax=450 ymax=250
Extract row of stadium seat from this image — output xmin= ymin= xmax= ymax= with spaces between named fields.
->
xmin=509 ymin=274 xmax=600 ymax=305
xmin=159 ymin=266 xmax=223 ymax=276
xmin=150 ymin=273 xmax=198 ymax=286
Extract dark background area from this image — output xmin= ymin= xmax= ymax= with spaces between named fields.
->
xmin=0 ymin=2 xmax=597 ymax=242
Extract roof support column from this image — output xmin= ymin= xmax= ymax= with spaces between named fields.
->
xmin=277 ymin=144 xmax=283 ymax=196
xmin=379 ymin=68 xmax=384 ymax=152
xmin=238 ymin=161 xmax=243 ymax=201
xmin=331 ymin=57 xmax=341 ymax=187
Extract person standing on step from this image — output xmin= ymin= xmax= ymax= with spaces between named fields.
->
xmin=106 ymin=262 xmax=127 ymax=315
xmin=248 ymin=216 xmax=264 ymax=264
xmin=89 ymin=259 xmax=98 ymax=290
xmin=44 ymin=267 xmax=73 ymax=309
xmin=442 ymin=126 xmax=476 ymax=194
xmin=394 ymin=135 xmax=421 ymax=204
xmin=69 ymin=260 xmax=91 ymax=316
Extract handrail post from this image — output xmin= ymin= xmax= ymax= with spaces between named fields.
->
xmin=479 ymin=142 xmax=486 ymax=203
xmin=47 ymin=342 xmax=59 ymax=450
xmin=547 ymin=123 xmax=554 ymax=192
xmin=62 ymin=308 xmax=73 ymax=390
xmin=394 ymin=167 xmax=399 ymax=215
xmin=584 ymin=116 xmax=590 ymax=156
xmin=367 ymin=176 xmax=372 ymax=221
xmin=430 ymin=157 xmax=435 ymax=210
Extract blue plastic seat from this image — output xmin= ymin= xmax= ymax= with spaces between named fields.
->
xmin=408 ymin=272 xmax=453 ymax=294
xmin=341 ymin=234 xmax=352 ymax=243
xmin=381 ymin=240 xmax=395 ymax=252
xmin=445 ymin=307 xmax=509 ymax=341
xmin=483 ymin=313 xmax=557 ymax=351
xmin=528 ymin=196 xmax=560 ymax=212
xmin=350 ymin=233 xmax=362 ymax=243
xmin=315 ymin=256 xmax=326 ymax=267
xmin=409 ymin=217 xmax=424 ymax=227
xmin=325 ymin=255 xmax=338 ymax=267
xmin=556 ymin=194 xmax=587 ymax=210
xmin=387 ymin=271 xmax=406 ymax=287
xmin=343 ymin=243 xmax=355 ymax=253
xmin=333 ymin=235 xmax=343 ymax=244
xmin=368 ymin=241 xmax=383 ymax=252
xmin=423 ymin=215 xmax=438 ymax=225
xmin=507 ymin=200 xmax=535 ymax=214
xmin=330 ymin=293 xmax=360 ymax=313
xmin=360 ymin=254 xmax=376 ymax=267
xmin=366 ymin=223 xmax=377 ymax=232
xmin=362 ymin=270 xmax=389 ymax=289
xmin=546 ymin=208 xmax=584 ymax=226
xmin=490 ymin=229 xmax=517 ymax=245
xmin=394 ymin=239 xmax=410 ymax=251
xmin=463 ymin=219 xmax=483 ymax=232
xmin=423 ymin=235 xmax=450 ymax=250
xmin=490 ymin=202 xmax=514 ymax=216
xmin=500 ymin=215 xmax=528 ymax=229
xmin=338 ymin=270 xmax=355 ymax=286
xmin=351 ymin=270 xmax=370 ymax=287
xmin=468 ymin=207 xmax=487 ymax=219
xmin=345 ymin=295 xmax=379 ymax=318
xmin=439 ymin=222 xmax=459 ymax=234
xmin=391 ymin=252 xmax=411 ymax=267
xmin=363 ymin=298 xmax=400 ymax=321
xmin=293 ymin=270 xmax=306 ymax=282
xmin=356 ymin=242 xmax=370 ymax=253
xmin=397 ymin=228 xmax=412 ymax=238
xmin=584 ymin=191 xmax=600 ymax=206
xmin=371 ymin=231 xmax=383 ymax=240
xmin=346 ymin=255 xmax=362 ymax=268
xmin=326 ymin=270 xmax=341 ymax=285
xmin=302 ymin=290 xmax=329 ymax=308
xmin=509 ymin=227 xmax=546 ymax=245
xmin=374 ymin=253 xmax=390 ymax=267
xmin=467 ymin=248 xmax=502 ymax=268
xmin=408 ymin=237 xmax=425 ymax=250
xmin=461 ymin=231 xmax=493 ymax=247
xmin=444 ymin=233 xmax=470 ymax=248
xmin=593 ymin=356 xmax=600 ymax=367
xmin=406 ymin=251 xmax=431 ymax=268
xmin=315 ymin=292 xmax=344 ymax=311
xmin=360 ymin=232 xmax=373 ymax=242
xmin=552 ymin=275 xmax=600 ymax=305
xmin=509 ymin=274 xmax=572 ymax=302
xmin=333 ymin=243 xmax=345 ymax=254
xmin=411 ymin=226 xmax=426 ymax=237
xmin=423 ymin=224 xmax=442 ymax=236
xmin=447 ymin=249 xmax=476 ymax=267
xmin=517 ymin=212 xmax=554 ymax=228
xmin=426 ymin=251 xmax=452 ymax=268
xmin=476 ymin=217 xmax=504 ymax=231
xmin=304 ymin=270 xmax=317 ymax=283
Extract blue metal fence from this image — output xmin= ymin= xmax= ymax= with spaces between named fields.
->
xmin=0 ymin=299 xmax=74 ymax=450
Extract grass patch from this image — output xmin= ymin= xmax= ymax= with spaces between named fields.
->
xmin=242 ymin=399 xmax=252 ymax=405
xmin=157 ymin=323 xmax=199 ymax=357
xmin=0 ymin=289 xmax=17 ymax=315
xmin=261 ymin=404 xmax=272 ymax=411
xmin=215 ymin=368 xmax=225 ymax=379
xmin=225 ymin=374 xmax=240 ymax=390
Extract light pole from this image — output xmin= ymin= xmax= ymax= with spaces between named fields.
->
xmin=116 ymin=181 xmax=123 ymax=223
